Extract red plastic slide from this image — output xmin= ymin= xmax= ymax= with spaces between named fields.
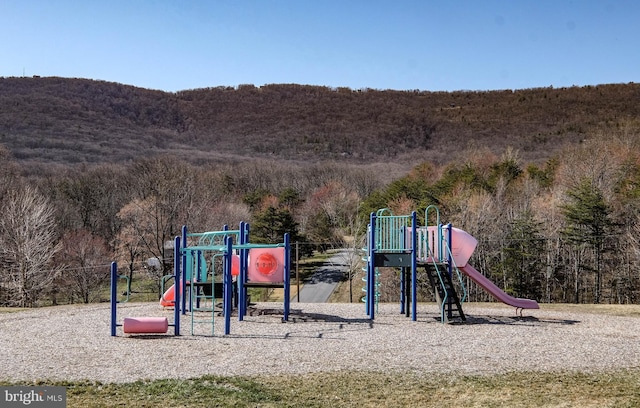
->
xmin=459 ymin=265 xmax=539 ymax=309
xmin=159 ymin=284 xmax=175 ymax=307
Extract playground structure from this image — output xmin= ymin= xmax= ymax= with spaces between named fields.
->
xmin=111 ymin=222 xmax=291 ymax=336
xmin=363 ymin=206 xmax=539 ymax=322
xmin=111 ymin=206 xmax=538 ymax=336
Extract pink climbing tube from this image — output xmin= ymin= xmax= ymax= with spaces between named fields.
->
xmin=123 ymin=317 xmax=169 ymax=334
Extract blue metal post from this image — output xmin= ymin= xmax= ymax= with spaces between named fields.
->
xmin=240 ymin=222 xmax=251 ymax=316
xmin=411 ymin=212 xmax=418 ymax=321
xmin=239 ymin=221 xmax=247 ymax=320
xmin=174 ymin=236 xmax=181 ymax=336
xmin=243 ymin=223 xmax=250 ymax=316
xmin=399 ymin=265 xmax=405 ymax=315
xmin=447 ymin=223 xmax=453 ymax=320
xmin=224 ymin=236 xmax=233 ymax=335
xmin=368 ymin=212 xmax=376 ymax=319
xmin=283 ymin=233 xmax=291 ymax=321
xmin=181 ymin=225 xmax=188 ymax=315
xmin=110 ymin=262 xmax=117 ymax=336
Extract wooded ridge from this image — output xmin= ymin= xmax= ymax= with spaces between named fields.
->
xmin=2 ymin=76 xmax=639 ymax=168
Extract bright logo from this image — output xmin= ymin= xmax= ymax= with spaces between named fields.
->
xmin=255 ymin=253 xmax=278 ymax=276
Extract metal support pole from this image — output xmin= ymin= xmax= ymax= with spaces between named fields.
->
xmin=296 ymin=241 xmax=300 ymax=303
xmin=240 ymin=222 xmax=250 ymax=319
xmin=224 ymin=236 xmax=233 ymax=335
xmin=411 ymin=211 xmax=418 ymax=321
xmin=110 ymin=262 xmax=117 ymax=336
xmin=400 ymin=265 xmax=405 ymax=315
xmin=181 ymin=225 xmax=187 ymax=315
xmin=283 ymin=233 xmax=291 ymax=321
xmin=447 ymin=223 xmax=453 ymax=320
xmin=368 ymin=212 xmax=376 ymax=319
xmin=174 ymin=236 xmax=181 ymax=336
xmin=238 ymin=221 xmax=246 ymax=320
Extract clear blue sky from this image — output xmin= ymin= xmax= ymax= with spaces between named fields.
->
xmin=1 ymin=1 xmax=637 ymax=93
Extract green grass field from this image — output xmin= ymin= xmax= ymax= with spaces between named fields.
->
xmin=3 ymin=369 xmax=639 ymax=407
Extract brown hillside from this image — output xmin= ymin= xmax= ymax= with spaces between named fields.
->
xmin=1 ymin=77 xmax=639 ymax=168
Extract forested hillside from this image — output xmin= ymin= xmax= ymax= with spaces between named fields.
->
xmin=2 ymin=77 xmax=640 ymax=168
xmin=1 ymin=76 xmax=640 ymax=307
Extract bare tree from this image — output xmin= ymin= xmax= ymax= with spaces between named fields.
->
xmin=115 ymin=198 xmax=168 ymax=296
xmin=53 ymin=164 xmax=130 ymax=247
xmin=57 ymin=229 xmax=110 ymax=303
xmin=336 ymin=217 xmax=367 ymax=303
xmin=112 ymin=220 xmax=145 ymax=297
xmin=0 ymin=186 xmax=61 ymax=307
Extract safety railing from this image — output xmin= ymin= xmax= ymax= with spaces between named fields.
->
xmin=373 ymin=208 xmax=413 ymax=252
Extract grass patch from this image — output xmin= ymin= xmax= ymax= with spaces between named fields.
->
xmin=261 ymin=370 xmax=640 ymax=408
xmin=0 ymin=307 xmax=27 ymax=313
xmin=108 ymin=273 xmax=163 ymax=304
xmin=3 ymin=370 xmax=640 ymax=407
xmin=539 ymin=303 xmax=640 ymax=317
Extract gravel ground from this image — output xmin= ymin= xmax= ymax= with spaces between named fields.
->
xmin=1 ymin=302 xmax=639 ymax=384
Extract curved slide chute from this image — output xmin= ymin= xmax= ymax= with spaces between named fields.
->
xmin=459 ymin=265 xmax=539 ymax=309
xmin=159 ymin=284 xmax=175 ymax=307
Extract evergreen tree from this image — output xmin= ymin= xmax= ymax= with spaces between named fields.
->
xmin=560 ymin=179 xmax=615 ymax=303
xmin=251 ymin=206 xmax=304 ymax=244
xmin=502 ymin=210 xmax=544 ymax=300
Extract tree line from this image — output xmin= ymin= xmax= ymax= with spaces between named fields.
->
xmin=1 ymin=128 xmax=640 ymax=307
xmin=0 ymin=148 xmax=379 ymax=306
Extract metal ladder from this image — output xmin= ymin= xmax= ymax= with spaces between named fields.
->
xmin=424 ymin=263 xmax=466 ymax=323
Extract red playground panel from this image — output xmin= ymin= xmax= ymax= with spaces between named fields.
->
xmin=247 ymin=247 xmax=285 ymax=283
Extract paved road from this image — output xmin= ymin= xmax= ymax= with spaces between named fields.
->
xmin=293 ymin=249 xmax=352 ymax=303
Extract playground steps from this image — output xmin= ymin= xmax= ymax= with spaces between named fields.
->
xmin=424 ymin=264 xmax=466 ymax=323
